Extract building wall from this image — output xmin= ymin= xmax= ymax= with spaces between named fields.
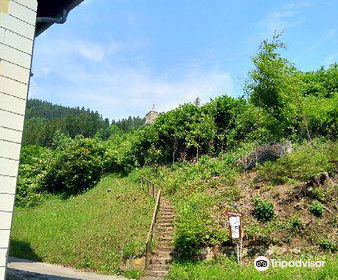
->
xmin=0 ymin=0 xmax=37 ymax=279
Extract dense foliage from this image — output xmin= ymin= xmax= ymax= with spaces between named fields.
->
xmin=23 ymin=100 xmax=145 ymax=147
xmin=17 ymin=36 xmax=337 ymax=206
xmin=23 ymin=99 xmax=110 ymax=146
xmin=253 ymin=197 xmax=275 ymax=222
xmin=112 ymin=116 xmax=145 ymax=133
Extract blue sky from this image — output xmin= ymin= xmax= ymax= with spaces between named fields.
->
xmin=30 ymin=0 xmax=338 ymax=120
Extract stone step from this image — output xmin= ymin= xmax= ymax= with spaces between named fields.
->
xmin=159 ymin=218 xmax=174 ymax=221
xmin=158 ymin=228 xmax=173 ymax=232
xmin=160 ymin=212 xmax=174 ymax=215
xmin=158 ymin=223 xmax=174 ymax=227
xmin=158 ymin=237 xmax=173 ymax=242
xmin=158 ymin=228 xmax=174 ymax=233
xmin=158 ymin=216 xmax=174 ymax=220
xmin=158 ymin=222 xmax=174 ymax=226
xmin=157 ymin=251 xmax=173 ymax=258
xmin=159 ymin=218 xmax=174 ymax=222
xmin=158 ymin=231 xmax=174 ymax=236
xmin=142 ymin=276 xmax=163 ymax=280
xmin=149 ymin=264 xmax=170 ymax=271
xmin=151 ymin=257 xmax=172 ymax=265
xmin=158 ymin=240 xmax=172 ymax=246
xmin=158 ymin=230 xmax=174 ymax=235
xmin=147 ymin=270 xmax=168 ymax=277
xmin=157 ymin=246 xmax=174 ymax=252
xmin=161 ymin=205 xmax=174 ymax=208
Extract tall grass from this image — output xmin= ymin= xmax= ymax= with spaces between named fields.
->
xmin=168 ymin=257 xmax=338 ymax=280
xmin=10 ymin=175 xmax=153 ymax=274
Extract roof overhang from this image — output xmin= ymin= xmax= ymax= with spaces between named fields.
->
xmin=35 ymin=0 xmax=86 ymax=37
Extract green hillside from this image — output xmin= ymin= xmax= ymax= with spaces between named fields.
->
xmin=11 ymin=35 xmax=337 ymax=279
xmin=11 ymin=175 xmax=153 ymax=275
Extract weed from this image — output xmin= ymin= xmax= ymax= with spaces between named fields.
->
xmin=309 ymin=201 xmax=324 ymax=217
xmin=124 ymin=269 xmax=142 ymax=279
xmin=319 ymin=239 xmax=337 ymax=253
xmin=290 ymin=215 xmax=304 ymax=232
xmin=253 ymin=197 xmax=275 ymax=222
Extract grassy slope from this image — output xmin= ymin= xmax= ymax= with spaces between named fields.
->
xmin=133 ymin=140 xmax=338 ymax=279
xmin=10 ymin=140 xmax=337 ymax=279
xmin=10 ymin=175 xmax=153 ymax=274
xmin=168 ymin=258 xmax=338 ymax=280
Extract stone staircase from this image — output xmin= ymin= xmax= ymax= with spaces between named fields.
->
xmin=145 ymin=200 xmax=175 ymax=279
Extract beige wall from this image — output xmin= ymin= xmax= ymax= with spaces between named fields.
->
xmin=0 ymin=0 xmax=37 ymax=279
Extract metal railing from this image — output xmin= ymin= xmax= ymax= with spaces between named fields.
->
xmin=140 ymin=176 xmax=159 ymax=200
xmin=141 ymin=176 xmax=162 ymax=270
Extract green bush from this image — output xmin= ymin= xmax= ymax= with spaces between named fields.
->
xmin=16 ymin=145 xmax=52 ymax=207
xmin=258 ymin=140 xmax=338 ymax=185
xmin=319 ymin=239 xmax=337 ymax=253
xmin=309 ymin=201 xmax=324 ymax=217
xmin=253 ymin=197 xmax=275 ymax=222
xmin=290 ymin=215 xmax=304 ymax=232
xmin=103 ymin=133 xmax=139 ymax=174
xmin=174 ymin=194 xmax=227 ymax=259
xmin=121 ymin=241 xmax=144 ymax=260
xmin=124 ymin=269 xmax=142 ymax=280
xmin=44 ymin=136 xmax=105 ymax=195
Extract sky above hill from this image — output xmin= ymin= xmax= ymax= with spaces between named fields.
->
xmin=30 ymin=0 xmax=338 ymax=120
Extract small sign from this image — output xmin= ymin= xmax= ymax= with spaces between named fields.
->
xmin=229 ymin=216 xmax=241 ymax=239
xmin=225 ymin=211 xmax=243 ymax=240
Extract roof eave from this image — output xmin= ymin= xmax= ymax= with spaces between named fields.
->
xmin=35 ymin=0 xmax=86 ymax=37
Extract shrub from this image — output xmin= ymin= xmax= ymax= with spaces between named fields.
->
xmin=309 ymin=201 xmax=324 ymax=217
xmin=319 ymin=239 xmax=337 ymax=253
xmin=258 ymin=140 xmax=337 ymax=185
xmin=124 ymin=269 xmax=142 ymax=280
xmin=253 ymin=197 xmax=275 ymax=222
xmin=174 ymin=194 xmax=228 ymax=259
xmin=290 ymin=215 xmax=304 ymax=232
xmin=121 ymin=241 xmax=144 ymax=260
xmin=16 ymin=145 xmax=52 ymax=207
xmin=44 ymin=136 xmax=104 ymax=195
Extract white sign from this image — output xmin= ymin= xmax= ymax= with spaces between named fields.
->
xmin=229 ymin=216 xmax=241 ymax=239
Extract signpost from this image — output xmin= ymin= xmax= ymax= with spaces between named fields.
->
xmin=225 ymin=211 xmax=244 ymax=264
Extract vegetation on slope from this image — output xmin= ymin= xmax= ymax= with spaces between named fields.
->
xmin=168 ymin=257 xmax=338 ymax=280
xmin=11 ymin=175 xmax=153 ymax=274
xmin=134 ymin=139 xmax=337 ymax=259
xmin=12 ymin=35 xmax=337 ymax=278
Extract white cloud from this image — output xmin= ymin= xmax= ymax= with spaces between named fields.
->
xmin=251 ymin=1 xmax=311 ymax=42
xmin=78 ymin=44 xmax=105 ymax=61
xmin=30 ymin=37 xmax=233 ymax=120
xmin=308 ymin=28 xmax=337 ymax=52
xmin=327 ymin=29 xmax=336 ymax=38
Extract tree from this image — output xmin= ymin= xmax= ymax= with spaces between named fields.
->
xmin=247 ymin=33 xmax=303 ymax=140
